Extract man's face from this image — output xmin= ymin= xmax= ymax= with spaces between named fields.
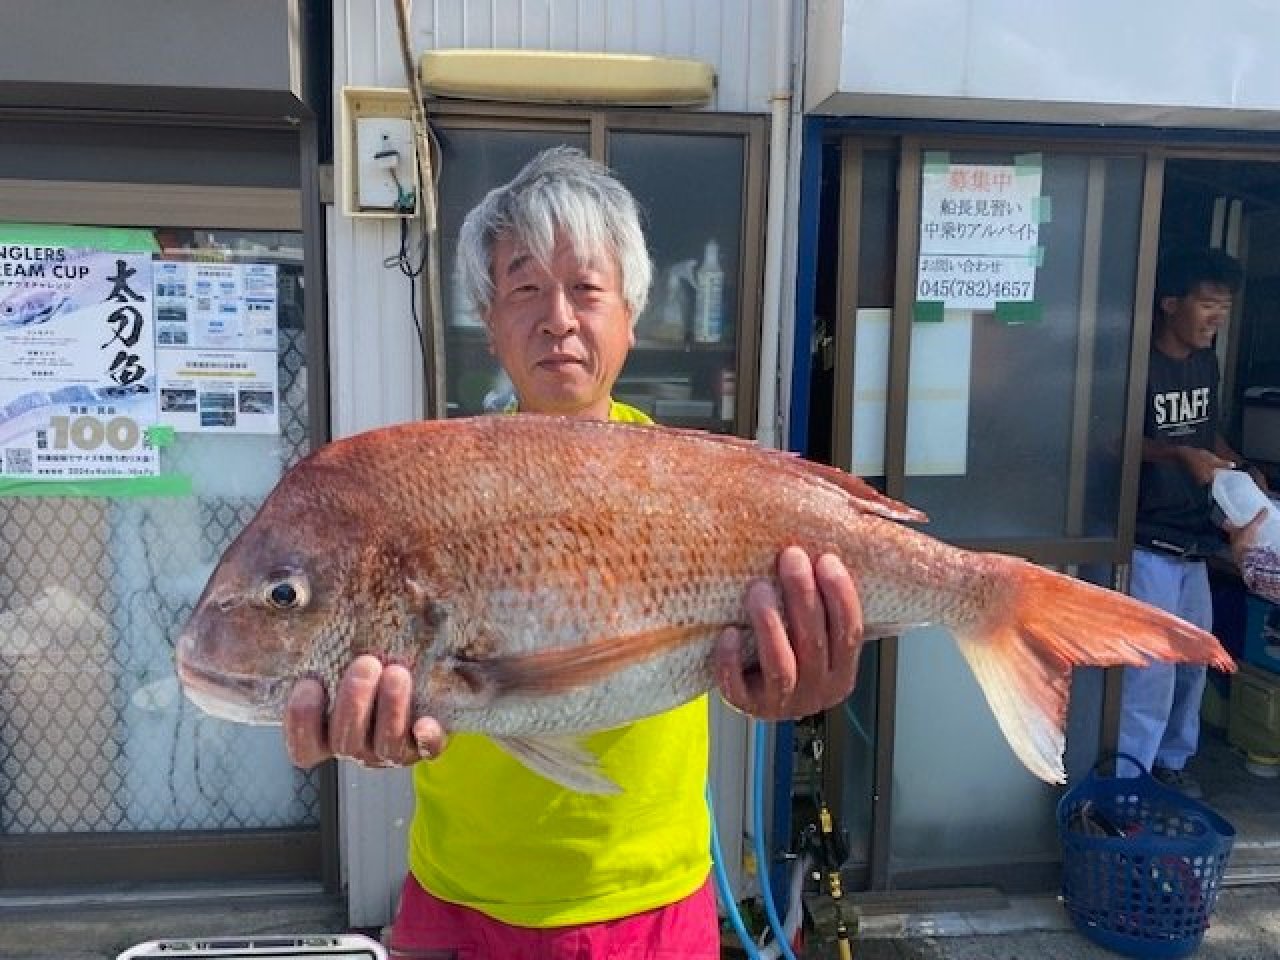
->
xmin=486 ymin=229 xmax=634 ymax=420
xmin=1159 ymin=282 xmax=1233 ymax=356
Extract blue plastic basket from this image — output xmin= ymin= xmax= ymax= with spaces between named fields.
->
xmin=1057 ymin=753 xmax=1235 ymax=959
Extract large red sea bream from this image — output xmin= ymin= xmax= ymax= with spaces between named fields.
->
xmin=176 ymin=415 xmax=1234 ymax=793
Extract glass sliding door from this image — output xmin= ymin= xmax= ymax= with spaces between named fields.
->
xmin=889 ymin=145 xmax=1147 ymax=886
xmin=826 ymin=137 xmax=1156 ymax=892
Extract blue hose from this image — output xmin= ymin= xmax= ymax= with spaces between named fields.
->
xmin=753 ymin=719 xmax=799 ymax=960
xmin=709 ymin=784 xmax=763 ymax=960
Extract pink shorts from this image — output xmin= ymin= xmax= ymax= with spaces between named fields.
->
xmin=387 ymin=873 xmax=720 ymax=960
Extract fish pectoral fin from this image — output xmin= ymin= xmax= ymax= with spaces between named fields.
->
xmin=494 ymin=735 xmax=621 ymax=795
xmin=457 ymin=624 xmax=712 ymax=697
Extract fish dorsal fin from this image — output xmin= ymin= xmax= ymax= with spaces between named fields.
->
xmin=494 ymin=735 xmax=621 ymax=794
xmin=455 ymin=623 xmax=716 ymax=698
xmin=603 ymin=420 xmax=927 ymax=524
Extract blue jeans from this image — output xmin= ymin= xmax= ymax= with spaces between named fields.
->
xmin=1117 ymin=548 xmax=1214 ymax=775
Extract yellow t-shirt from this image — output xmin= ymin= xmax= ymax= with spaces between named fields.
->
xmin=407 ymin=400 xmax=712 ymax=927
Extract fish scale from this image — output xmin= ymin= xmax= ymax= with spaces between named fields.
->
xmin=177 ymin=414 xmax=1234 ymax=793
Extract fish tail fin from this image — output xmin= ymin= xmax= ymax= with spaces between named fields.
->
xmin=952 ymin=554 xmax=1235 ymax=784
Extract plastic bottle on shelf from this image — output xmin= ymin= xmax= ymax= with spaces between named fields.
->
xmin=655 ymin=259 xmax=697 ymax=343
xmin=694 ymin=239 xmax=725 ymax=344
xmin=1211 ymin=468 xmax=1280 ymax=550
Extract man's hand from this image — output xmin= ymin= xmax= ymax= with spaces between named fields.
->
xmin=1227 ymin=508 xmax=1269 ymax=568
xmin=714 ymin=547 xmax=865 ymax=720
xmin=283 ymin=655 xmax=446 ymax=770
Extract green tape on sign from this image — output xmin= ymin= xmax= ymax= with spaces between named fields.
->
xmin=922 ymin=150 xmax=951 ymax=174
xmin=913 ymin=300 xmax=945 ymax=323
xmin=0 ymin=474 xmax=193 ymax=498
xmin=1033 ymin=245 xmax=1046 ymax=267
xmin=145 ymin=425 xmax=177 ymax=448
xmin=995 ymin=301 xmax=1042 ymax=325
xmin=0 ymin=223 xmax=159 ymax=252
xmin=1031 ymin=195 xmax=1053 ymax=223
xmin=1014 ymin=153 xmax=1043 ymax=175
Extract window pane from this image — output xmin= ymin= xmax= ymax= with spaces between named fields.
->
xmin=902 ymin=153 xmax=1143 ymax=542
xmin=0 ymin=226 xmax=318 ymax=835
xmin=608 ymin=132 xmax=744 ymax=431
xmin=437 ymin=129 xmax=591 ymax=416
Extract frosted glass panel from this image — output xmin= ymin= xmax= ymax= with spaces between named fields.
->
xmin=889 ymin=626 xmax=1059 ymax=875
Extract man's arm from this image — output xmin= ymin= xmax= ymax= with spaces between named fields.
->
xmin=1142 ymin=435 xmax=1233 ymax=486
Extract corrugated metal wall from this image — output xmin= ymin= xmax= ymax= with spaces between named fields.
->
xmin=329 ymin=0 xmax=778 ymax=926
xmin=341 ymin=0 xmax=775 ymax=113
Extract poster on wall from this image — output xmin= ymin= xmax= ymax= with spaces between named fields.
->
xmin=154 ymin=259 xmax=280 ymax=434
xmin=916 ymin=155 xmax=1045 ymax=311
xmin=0 ymin=242 xmax=160 ymax=480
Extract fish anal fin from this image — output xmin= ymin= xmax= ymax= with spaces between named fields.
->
xmin=457 ymin=623 xmax=715 ymax=697
xmin=952 ymin=554 xmax=1236 ymax=785
xmin=955 ymin=622 xmax=1073 ymax=785
xmin=495 ymin=735 xmax=621 ymax=794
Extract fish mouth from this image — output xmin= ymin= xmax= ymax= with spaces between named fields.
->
xmin=175 ymin=655 xmax=286 ymax=725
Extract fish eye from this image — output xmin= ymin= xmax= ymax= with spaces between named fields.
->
xmin=264 ymin=572 xmax=310 ymax=612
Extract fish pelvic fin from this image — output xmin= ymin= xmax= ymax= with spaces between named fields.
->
xmin=494 ymin=735 xmax=621 ymax=794
xmin=456 ymin=623 xmax=716 ymax=698
xmin=953 ymin=554 xmax=1235 ymax=785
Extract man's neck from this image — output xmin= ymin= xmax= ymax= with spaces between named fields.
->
xmin=1152 ymin=327 xmax=1193 ymax=361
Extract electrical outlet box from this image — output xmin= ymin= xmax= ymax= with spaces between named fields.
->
xmin=340 ymin=86 xmax=418 ymax=218
xmin=356 ymin=117 xmax=414 ymax=210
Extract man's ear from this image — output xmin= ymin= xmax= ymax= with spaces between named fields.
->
xmin=1159 ymin=294 xmax=1180 ymax=319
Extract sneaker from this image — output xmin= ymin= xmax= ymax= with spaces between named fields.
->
xmin=1152 ymin=766 xmax=1204 ymax=800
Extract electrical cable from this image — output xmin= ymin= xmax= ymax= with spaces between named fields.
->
xmin=382 ymin=206 xmax=429 ymax=364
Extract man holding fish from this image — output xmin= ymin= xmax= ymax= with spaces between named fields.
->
xmin=176 ymin=148 xmax=1233 ymax=958
xmin=285 ymin=147 xmax=867 ymax=958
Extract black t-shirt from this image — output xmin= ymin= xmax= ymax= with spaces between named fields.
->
xmin=1135 ymin=346 xmax=1224 ymax=556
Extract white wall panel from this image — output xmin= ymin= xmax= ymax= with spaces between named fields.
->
xmin=341 ymin=0 xmax=777 ymax=112
xmin=809 ymin=0 xmax=1280 ymax=128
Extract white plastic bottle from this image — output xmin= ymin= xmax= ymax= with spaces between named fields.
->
xmin=1211 ymin=468 xmax=1280 ymax=550
xmin=694 ymin=239 xmax=725 ymax=344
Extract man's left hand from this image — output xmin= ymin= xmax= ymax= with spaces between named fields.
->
xmin=714 ymin=546 xmax=865 ymax=719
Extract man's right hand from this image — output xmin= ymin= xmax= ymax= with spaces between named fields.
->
xmin=284 ymin=655 xmax=446 ymax=770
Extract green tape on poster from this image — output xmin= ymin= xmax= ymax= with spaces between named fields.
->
xmin=145 ymin=425 xmax=177 ymax=448
xmin=1014 ymin=153 xmax=1043 ymax=176
xmin=0 ymin=474 xmax=192 ymax=498
xmin=922 ymin=150 xmax=950 ymax=174
xmin=0 ymin=223 xmax=159 ymax=252
xmin=1031 ymin=195 xmax=1053 ymax=223
xmin=995 ymin=301 xmax=1042 ymax=325
xmin=913 ymin=300 xmax=945 ymax=323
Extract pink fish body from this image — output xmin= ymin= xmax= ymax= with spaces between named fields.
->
xmin=176 ymin=415 xmax=1233 ymax=792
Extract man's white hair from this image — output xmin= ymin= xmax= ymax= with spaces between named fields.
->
xmin=455 ymin=146 xmax=653 ymax=322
